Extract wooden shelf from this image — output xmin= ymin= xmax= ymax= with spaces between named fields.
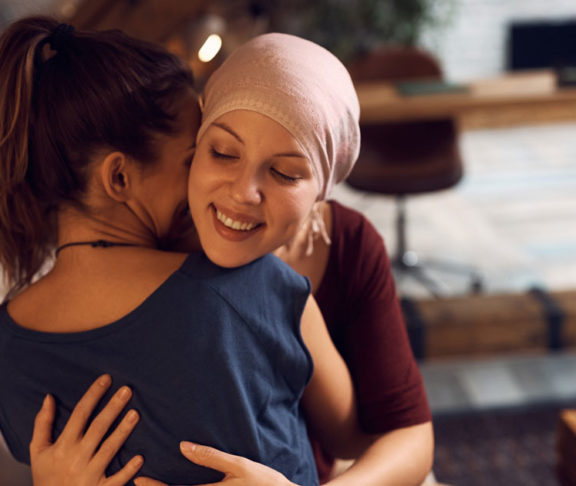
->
xmin=356 ymin=71 xmax=576 ymax=129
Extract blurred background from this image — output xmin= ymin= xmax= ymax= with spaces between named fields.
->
xmin=2 ymin=0 xmax=576 ymax=83
xmin=1 ymin=1 xmax=576 ymax=485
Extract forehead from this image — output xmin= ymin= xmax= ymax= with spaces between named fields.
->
xmin=208 ymin=110 xmax=302 ymax=147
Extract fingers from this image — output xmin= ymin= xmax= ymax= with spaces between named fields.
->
xmin=28 ymin=376 xmax=142 ymax=486
xmin=134 ymin=444 xmax=227 ymax=486
xmin=94 ymin=408 xmax=140 ymax=467
xmin=60 ymin=374 xmax=112 ymax=442
xmin=82 ymin=385 xmax=134 ymax=455
xmin=179 ymin=441 xmax=243 ymax=475
xmin=106 ymin=454 xmax=144 ymax=486
xmin=133 ymin=477 xmax=167 ymax=486
xmin=29 ymin=394 xmax=55 ymax=456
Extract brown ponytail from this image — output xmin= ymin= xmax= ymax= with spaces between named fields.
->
xmin=0 ymin=16 xmax=196 ymax=299
xmin=0 ymin=18 xmax=55 ymax=299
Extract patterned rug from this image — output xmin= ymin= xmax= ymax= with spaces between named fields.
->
xmin=432 ymin=402 xmax=572 ymax=486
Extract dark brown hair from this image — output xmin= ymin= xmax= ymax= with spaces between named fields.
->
xmin=0 ymin=16 xmax=196 ymax=299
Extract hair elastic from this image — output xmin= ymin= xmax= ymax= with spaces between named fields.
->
xmin=48 ymin=23 xmax=75 ymax=52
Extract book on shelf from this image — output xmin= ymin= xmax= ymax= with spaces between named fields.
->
xmin=394 ymin=79 xmax=468 ymax=96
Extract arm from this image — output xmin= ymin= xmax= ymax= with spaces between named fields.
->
xmin=325 ymin=423 xmax=433 ymax=485
xmin=300 ymin=296 xmax=434 ymax=485
xmin=135 ymin=427 xmax=433 ymax=486
xmin=305 ymin=201 xmax=433 ymax=484
xmin=30 ymin=374 xmax=143 ymax=486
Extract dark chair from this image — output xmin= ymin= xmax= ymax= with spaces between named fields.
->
xmin=346 ymin=46 xmax=482 ymax=298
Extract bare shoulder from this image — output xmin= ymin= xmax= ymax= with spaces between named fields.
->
xmin=8 ymin=249 xmax=189 ymax=333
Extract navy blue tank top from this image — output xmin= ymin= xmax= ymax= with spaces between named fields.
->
xmin=0 ymin=253 xmax=318 ymax=485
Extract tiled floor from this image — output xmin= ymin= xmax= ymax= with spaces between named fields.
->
xmin=332 ymin=121 xmax=576 ymax=414
xmin=420 ymin=352 xmax=576 ymax=414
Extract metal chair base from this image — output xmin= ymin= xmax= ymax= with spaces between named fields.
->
xmin=392 ymin=196 xmax=483 ymax=299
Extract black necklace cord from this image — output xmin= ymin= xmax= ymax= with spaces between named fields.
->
xmin=55 ymin=239 xmax=140 ymax=257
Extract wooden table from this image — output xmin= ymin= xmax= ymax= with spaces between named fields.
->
xmin=356 ymin=72 xmax=576 ymax=130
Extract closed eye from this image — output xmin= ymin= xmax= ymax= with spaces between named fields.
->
xmin=271 ymin=167 xmax=301 ymax=183
xmin=210 ymin=147 xmax=237 ymax=160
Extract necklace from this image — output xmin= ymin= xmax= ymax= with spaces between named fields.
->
xmin=55 ymin=239 xmax=141 ymax=257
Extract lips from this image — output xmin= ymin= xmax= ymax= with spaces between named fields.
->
xmin=207 ymin=204 xmax=263 ymax=243
xmin=215 ymin=209 xmax=258 ymax=231
xmin=212 ymin=205 xmax=261 ymax=232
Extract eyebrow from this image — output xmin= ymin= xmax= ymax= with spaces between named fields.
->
xmin=211 ymin=122 xmax=306 ymax=159
xmin=213 ymin=122 xmax=243 ymax=144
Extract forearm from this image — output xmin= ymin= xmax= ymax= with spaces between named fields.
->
xmin=324 ymin=422 xmax=434 ymax=486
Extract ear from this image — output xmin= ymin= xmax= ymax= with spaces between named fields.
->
xmin=99 ymin=152 xmax=132 ymax=202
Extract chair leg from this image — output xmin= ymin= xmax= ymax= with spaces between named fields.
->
xmin=416 ymin=256 xmax=483 ymax=293
xmin=391 ymin=195 xmax=483 ymax=298
xmin=393 ymin=258 xmax=446 ymax=298
xmin=395 ymin=195 xmax=408 ymax=260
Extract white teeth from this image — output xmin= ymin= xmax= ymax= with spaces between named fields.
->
xmin=216 ymin=209 xmax=257 ymax=231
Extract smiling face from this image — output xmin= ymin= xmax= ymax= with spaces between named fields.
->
xmin=188 ymin=110 xmax=319 ymax=267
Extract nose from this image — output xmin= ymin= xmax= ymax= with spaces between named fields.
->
xmin=229 ymin=168 xmax=263 ymax=205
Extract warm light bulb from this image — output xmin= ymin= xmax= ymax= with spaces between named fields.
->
xmin=198 ymin=34 xmax=222 ymax=63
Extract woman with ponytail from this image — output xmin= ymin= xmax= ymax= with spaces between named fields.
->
xmin=0 ymin=14 xmax=203 ymax=484
xmin=0 ymin=16 xmax=197 ymax=300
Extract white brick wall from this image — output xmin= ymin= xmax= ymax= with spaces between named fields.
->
xmin=422 ymin=0 xmax=576 ymax=82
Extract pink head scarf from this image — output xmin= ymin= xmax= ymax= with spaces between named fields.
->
xmin=198 ymin=33 xmax=360 ymax=200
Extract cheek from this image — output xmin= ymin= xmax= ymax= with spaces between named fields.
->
xmin=187 ymin=164 xmax=218 ymax=225
xmin=187 ymin=164 xmax=200 ymax=194
xmin=188 ymin=154 xmax=221 ymax=194
xmin=274 ymin=185 xmax=318 ymax=230
xmin=187 ymin=161 xmax=208 ymax=200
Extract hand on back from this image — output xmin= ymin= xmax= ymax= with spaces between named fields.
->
xmin=30 ymin=374 xmax=142 ymax=486
xmin=134 ymin=441 xmax=299 ymax=486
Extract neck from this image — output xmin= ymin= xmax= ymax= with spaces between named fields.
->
xmin=55 ymin=239 xmax=144 ymax=257
xmin=57 ymin=205 xmax=156 ymax=251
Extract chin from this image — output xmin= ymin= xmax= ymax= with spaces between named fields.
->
xmin=202 ymin=248 xmax=256 ymax=269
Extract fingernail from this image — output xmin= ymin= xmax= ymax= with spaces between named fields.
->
xmin=126 ymin=409 xmax=139 ymax=424
xmin=118 ymin=386 xmax=132 ymax=399
xmin=98 ymin=374 xmax=111 ymax=386
xmin=180 ymin=441 xmax=196 ymax=453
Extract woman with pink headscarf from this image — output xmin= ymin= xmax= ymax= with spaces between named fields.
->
xmin=187 ymin=32 xmax=433 ymax=485
xmin=25 ymin=31 xmax=433 ymax=486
